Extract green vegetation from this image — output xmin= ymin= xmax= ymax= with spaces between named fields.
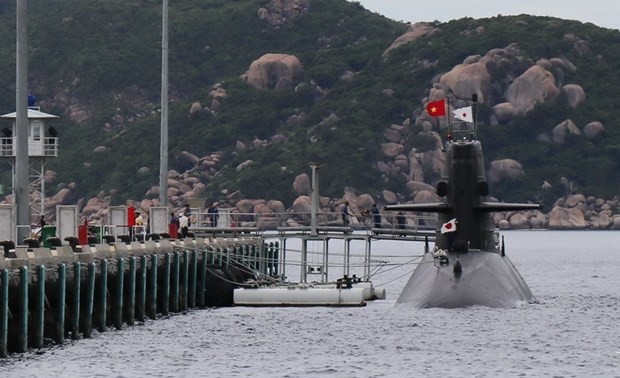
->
xmin=0 ymin=2 xmax=619 ymax=207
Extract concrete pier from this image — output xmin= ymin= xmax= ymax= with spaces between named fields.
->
xmin=0 ymin=237 xmax=264 ymax=357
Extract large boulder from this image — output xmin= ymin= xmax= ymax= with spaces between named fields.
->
xmin=562 ymin=84 xmax=586 ymax=108
xmin=383 ymin=22 xmax=439 ymax=56
xmin=292 ymin=173 xmax=311 ymax=196
xmin=257 ymin=0 xmax=310 ymax=27
xmin=552 ymin=119 xmax=581 ymax=144
xmin=583 ymin=121 xmax=604 ymax=140
xmin=548 ymin=206 xmax=586 ymax=229
xmin=505 ymin=65 xmax=560 ymax=114
xmin=438 ymin=61 xmax=492 ymax=103
xmin=488 ymin=159 xmax=525 ymax=185
xmin=245 ymin=53 xmax=303 ymax=89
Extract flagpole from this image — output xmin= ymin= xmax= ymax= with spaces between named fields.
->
xmin=446 ymin=97 xmax=452 ymax=139
xmin=472 ymin=93 xmax=478 ymax=138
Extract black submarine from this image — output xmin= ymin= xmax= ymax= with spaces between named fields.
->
xmin=385 ymin=97 xmax=541 ymax=308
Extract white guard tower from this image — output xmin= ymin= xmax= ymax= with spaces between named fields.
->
xmin=0 ymin=107 xmax=59 ymax=220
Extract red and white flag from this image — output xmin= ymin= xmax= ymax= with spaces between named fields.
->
xmin=452 ymin=106 xmax=473 ymax=123
xmin=441 ymin=218 xmax=457 ymax=234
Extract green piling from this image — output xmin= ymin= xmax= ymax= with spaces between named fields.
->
xmin=127 ymin=257 xmax=136 ymax=326
xmin=84 ymin=262 xmax=96 ymax=338
xmin=198 ymin=250 xmax=207 ymax=307
xmin=17 ymin=266 xmax=28 ymax=353
xmin=137 ymin=255 xmax=147 ymax=322
xmin=181 ymin=250 xmax=189 ymax=311
xmin=171 ymin=251 xmax=180 ymax=312
xmin=56 ymin=263 xmax=66 ymax=345
xmin=162 ymin=253 xmax=170 ymax=316
xmin=0 ymin=269 xmax=8 ymax=357
xmin=98 ymin=259 xmax=108 ymax=332
xmin=114 ymin=258 xmax=125 ymax=329
xmin=34 ymin=265 xmax=46 ymax=349
xmin=71 ymin=262 xmax=81 ymax=340
xmin=148 ymin=254 xmax=158 ymax=319
xmin=188 ymin=250 xmax=197 ymax=308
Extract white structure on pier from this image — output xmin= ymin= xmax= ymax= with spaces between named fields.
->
xmin=1 ymin=107 xmax=59 ymax=221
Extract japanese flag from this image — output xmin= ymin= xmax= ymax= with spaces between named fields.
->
xmin=452 ymin=106 xmax=473 ymax=123
xmin=441 ymin=218 xmax=457 ymax=234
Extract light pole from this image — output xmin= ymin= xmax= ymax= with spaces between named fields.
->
xmin=159 ymin=0 xmax=169 ymax=207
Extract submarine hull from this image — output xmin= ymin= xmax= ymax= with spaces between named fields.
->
xmin=396 ymin=250 xmax=534 ymax=308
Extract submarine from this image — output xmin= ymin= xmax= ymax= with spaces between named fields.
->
xmin=385 ymin=97 xmax=541 ymax=308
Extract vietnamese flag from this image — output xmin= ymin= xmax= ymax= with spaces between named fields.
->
xmin=426 ymin=99 xmax=446 ymax=117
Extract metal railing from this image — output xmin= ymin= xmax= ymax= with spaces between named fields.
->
xmin=0 ymin=137 xmax=58 ymax=157
xmin=187 ymin=210 xmax=437 ymax=234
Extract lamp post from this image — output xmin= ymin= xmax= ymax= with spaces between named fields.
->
xmin=15 ymin=0 xmax=30 ymax=242
xmin=159 ymin=0 xmax=169 ymax=207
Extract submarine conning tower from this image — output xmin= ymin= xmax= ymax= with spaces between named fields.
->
xmin=436 ymin=137 xmax=497 ymax=252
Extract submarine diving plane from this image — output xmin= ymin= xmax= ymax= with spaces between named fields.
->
xmin=385 ymin=98 xmax=541 ymax=308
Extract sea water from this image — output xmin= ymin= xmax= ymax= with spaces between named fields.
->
xmin=0 ymin=230 xmax=619 ymax=377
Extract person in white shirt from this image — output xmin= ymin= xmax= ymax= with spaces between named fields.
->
xmin=178 ymin=213 xmax=189 ymax=238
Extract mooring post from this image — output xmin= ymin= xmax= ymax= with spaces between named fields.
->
xmin=83 ymin=262 xmax=96 ymax=338
xmin=56 ymin=263 xmax=66 ymax=345
xmin=98 ymin=259 xmax=108 ymax=332
xmin=0 ymin=269 xmax=8 ymax=357
xmin=34 ymin=265 xmax=46 ymax=349
xmin=71 ymin=262 xmax=81 ymax=340
xmin=114 ymin=258 xmax=125 ymax=329
xmin=127 ymin=256 xmax=136 ymax=326
xmin=17 ymin=266 xmax=29 ymax=353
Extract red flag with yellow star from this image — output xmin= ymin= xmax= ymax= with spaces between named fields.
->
xmin=426 ymin=99 xmax=446 ymax=117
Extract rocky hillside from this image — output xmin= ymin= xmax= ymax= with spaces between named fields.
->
xmin=1 ymin=0 xmax=620 ymax=229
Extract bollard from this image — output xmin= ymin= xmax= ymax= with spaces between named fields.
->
xmin=0 ymin=269 xmax=8 ymax=357
xmin=17 ymin=266 xmax=28 ymax=353
xmin=148 ymin=254 xmax=158 ymax=319
xmin=97 ymin=259 xmax=108 ymax=332
xmin=188 ymin=250 xmax=197 ymax=308
xmin=171 ymin=251 xmax=180 ymax=313
xmin=71 ymin=262 xmax=81 ymax=340
xmin=83 ymin=262 xmax=96 ymax=338
xmin=161 ymin=253 xmax=170 ymax=316
xmin=56 ymin=264 xmax=66 ymax=345
xmin=127 ymin=257 xmax=136 ymax=326
xmin=35 ymin=265 xmax=46 ymax=349
xmin=114 ymin=258 xmax=125 ymax=329
xmin=136 ymin=255 xmax=147 ymax=322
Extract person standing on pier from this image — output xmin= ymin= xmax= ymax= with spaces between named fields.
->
xmin=134 ymin=211 xmax=145 ymax=240
xmin=341 ymin=201 xmax=352 ymax=227
xmin=183 ymin=204 xmax=192 ymax=227
xmin=207 ymin=203 xmax=219 ymax=228
xmin=370 ymin=204 xmax=381 ymax=229
xmin=179 ymin=212 xmax=189 ymax=238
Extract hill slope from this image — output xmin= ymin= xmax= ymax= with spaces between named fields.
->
xmin=0 ymin=0 xmax=619 ymax=212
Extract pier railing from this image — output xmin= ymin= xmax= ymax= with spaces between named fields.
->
xmin=188 ymin=210 xmax=437 ymax=237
